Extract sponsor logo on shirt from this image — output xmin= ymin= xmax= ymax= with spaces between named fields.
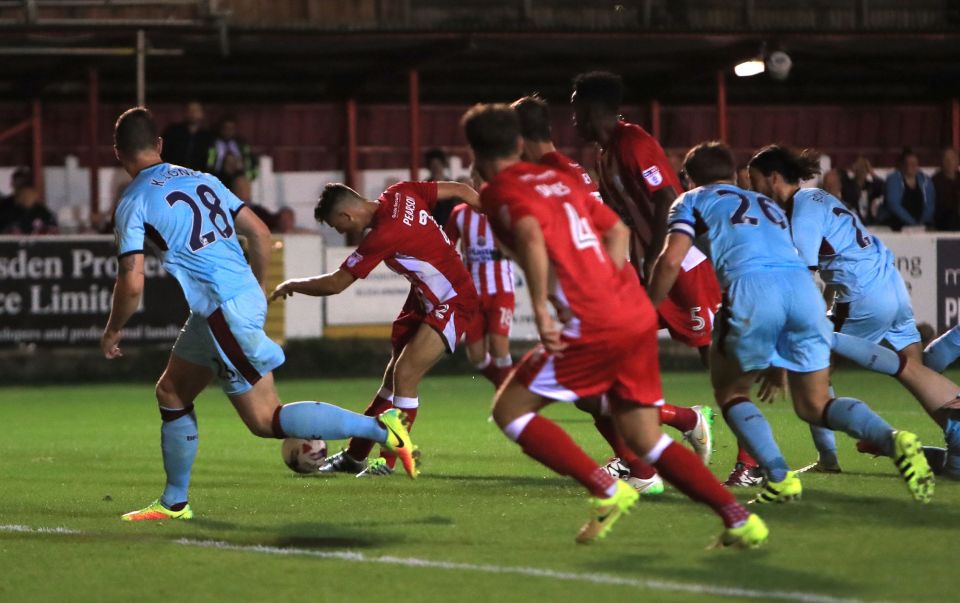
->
xmin=642 ymin=166 xmax=663 ymax=187
xmin=346 ymin=251 xmax=363 ymax=268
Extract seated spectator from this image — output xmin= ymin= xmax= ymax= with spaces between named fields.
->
xmin=0 ymin=186 xmax=58 ymax=235
xmin=207 ymin=115 xmax=257 ymax=182
xmin=0 ymin=166 xmax=32 ymax=225
xmin=884 ymin=148 xmax=935 ymax=231
xmin=822 ymin=168 xmax=843 ymax=198
xmin=933 ymin=147 xmax=960 ymax=231
xmin=161 ymin=101 xmax=213 ymax=171
xmin=840 ymin=156 xmax=884 ymax=226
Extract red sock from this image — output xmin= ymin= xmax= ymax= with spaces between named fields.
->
xmin=345 ymin=394 xmax=394 ymax=461
xmin=653 ymin=441 xmax=749 ymax=528
xmin=516 ymin=415 xmax=615 ymax=497
xmin=659 ymin=404 xmax=699 ymax=432
xmin=856 ymin=439 xmax=885 ymax=456
xmin=593 ymin=415 xmax=657 ymax=479
xmin=736 ymin=442 xmax=759 ymax=467
xmin=481 ymin=363 xmax=501 ymax=387
xmin=381 ymin=407 xmax=419 ymax=469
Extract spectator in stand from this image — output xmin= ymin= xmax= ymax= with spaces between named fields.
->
xmin=0 ymin=185 xmax=57 ymax=235
xmin=884 ymin=148 xmax=935 ymax=231
xmin=822 ymin=168 xmax=843 ymax=199
xmin=0 ymin=166 xmax=32 ymax=224
xmin=840 ymin=156 xmax=884 ymax=226
xmin=206 ymin=115 xmax=257 ymax=183
xmin=160 ymin=101 xmax=213 ymax=170
xmin=932 ymin=147 xmax=960 ymax=231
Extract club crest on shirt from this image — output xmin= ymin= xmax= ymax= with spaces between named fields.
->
xmin=346 ymin=251 xmax=363 ymax=268
xmin=642 ymin=166 xmax=663 ymax=187
xmin=477 ymin=236 xmax=487 ymax=247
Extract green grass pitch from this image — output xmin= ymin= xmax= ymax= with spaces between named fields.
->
xmin=1 ymin=370 xmax=958 ymax=602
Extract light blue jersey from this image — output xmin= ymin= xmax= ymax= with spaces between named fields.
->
xmin=668 ymin=183 xmax=831 ymax=373
xmin=115 ymin=163 xmax=282 ymax=395
xmin=115 ymin=163 xmax=260 ymax=317
xmin=789 ymin=187 xmax=895 ymax=303
xmin=668 ymin=184 xmax=805 ymax=289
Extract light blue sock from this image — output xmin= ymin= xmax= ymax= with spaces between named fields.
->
xmin=944 ymin=409 xmax=960 ymax=476
xmin=809 ymin=425 xmax=839 ymax=466
xmin=824 ymin=397 xmax=894 ymax=456
xmin=725 ymin=401 xmax=790 ymax=482
xmin=279 ymin=402 xmax=388 ymax=442
xmin=160 ymin=408 xmax=198 ymax=508
xmin=832 ymin=333 xmax=901 ymax=375
xmin=924 ymin=326 xmax=960 ymax=373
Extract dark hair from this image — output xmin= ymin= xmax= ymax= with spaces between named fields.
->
xmin=461 ymin=103 xmax=522 ymax=162
xmin=511 ymin=94 xmax=552 ymax=142
xmin=748 ymin=144 xmax=821 ymax=184
xmin=571 ymin=71 xmax=623 ymax=113
xmin=425 ymin=148 xmax=447 ymax=165
xmin=899 ymin=147 xmax=918 ymax=164
xmin=114 ymin=107 xmax=158 ymax=158
xmin=315 ymin=183 xmax=362 ymax=223
xmin=683 ymin=141 xmax=737 ymax=186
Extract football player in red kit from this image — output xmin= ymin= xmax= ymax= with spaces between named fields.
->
xmin=461 ymin=102 xmax=766 ymax=548
xmin=510 ymin=94 xmax=714 ymax=494
xmin=272 ymin=180 xmax=479 ymax=477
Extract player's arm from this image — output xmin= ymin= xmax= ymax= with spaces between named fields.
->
xmin=436 ymin=181 xmax=480 ymax=211
xmin=512 ymin=215 xmax=565 ymax=353
xmin=648 ymin=232 xmax=693 ymax=307
xmin=270 ymin=268 xmax=357 ymax=301
xmin=234 ymin=205 xmax=272 ymax=287
xmin=101 ymin=253 xmax=145 ymax=359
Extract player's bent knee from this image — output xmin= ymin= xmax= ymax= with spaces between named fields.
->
xmin=155 ymin=378 xmax=183 ymax=408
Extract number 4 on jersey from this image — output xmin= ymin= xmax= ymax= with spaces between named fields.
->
xmin=563 ymin=202 xmax=604 ymax=262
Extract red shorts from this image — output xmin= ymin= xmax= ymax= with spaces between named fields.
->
xmin=513 ymin=325 xmax=664 ymax=406
xmin=466 ymin=292 xmax=515 ymax=344
xmin=391 ymin=294 xmax=474 ymax=354
xmin=658 ymin=259 xmax=721 ymax=348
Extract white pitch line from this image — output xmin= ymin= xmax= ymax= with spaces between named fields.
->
xmin=0 ymin=525 xmax=881 ymax=603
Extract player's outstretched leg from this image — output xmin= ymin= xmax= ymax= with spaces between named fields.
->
xmin=493 ymin=383 xmax=636 ymax=544
xmin=577 ymin=396 xmax=663 ymax=496
xmin=122 ymin=355 xmax=209 ymax=522
xmin=660 ymin=404 xmax=714 ymax=464
xmin=924 ymin=325 xmax=960 ymax=373
xmin=612 ymin=402 xmax=767 ymax=549
xmin=722 ymin=397 xmax=799 ymax=504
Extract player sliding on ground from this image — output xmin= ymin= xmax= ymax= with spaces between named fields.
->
xmin=648 ymin=141 xmax=935 ymax=505
xmin=271 ymin=180 xmax=479 ymax=477
xmin=510 ymin=93 xmax=713 ymax=496
xmin=462 ymin=103 xmax=766 ymax=548
xmin=747 ymin=144 xmax=960 ymax=478
xmin=103 ymin=108 xmax=417 ymax=521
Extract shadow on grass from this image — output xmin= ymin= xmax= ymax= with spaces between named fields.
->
xmin=427 ymin=473 xmax=570 ymax=488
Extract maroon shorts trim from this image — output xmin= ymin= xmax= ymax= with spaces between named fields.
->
xmin=207 ymin=308 xmax=262 ymax=387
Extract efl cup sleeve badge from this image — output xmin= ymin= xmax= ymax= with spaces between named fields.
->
xmin=642 ymin=166 xmax=663 ymax=187
xmin=346 ymin=251 xmax=363 ymax=268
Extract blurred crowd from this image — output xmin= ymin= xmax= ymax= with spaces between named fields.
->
xmin=2 ymin=101 xmax=960 ymax=237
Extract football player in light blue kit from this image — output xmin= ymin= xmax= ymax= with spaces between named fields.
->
xmin=926 ymin=325 xmax=960 ymax=373
xmin=749 ymin=144 xmax=960 ymax=478
xmin=648 ymin=141 xmax=934 ymax=504
xmin=103 ymin=108 xmax=418 ymax=521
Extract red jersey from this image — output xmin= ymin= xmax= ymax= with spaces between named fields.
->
xmin=342 ymin=181 xmax=479 ymax=313
xmin=444 ymin=203 xmax=514 ymax=297
xmin=480 ymin=162 xmax=655 ymax=335
xmin=539 ymin=150 xmax=599 ymax=195
xmin=596 ymin=120 xmax=682 ymax=260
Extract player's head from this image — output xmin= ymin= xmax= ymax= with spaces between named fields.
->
xmin=683 ymin=141 xmax=736 ymax=188
xmin=114 ymin=107 xmax=162 ymax=173
xmin=315 ymin=183 xmax=369 ymax=234
xmin=461 ymin=103 xmax=523 ymax=180
xmin=511 ymin=94 xmax=554 ymax=162
xmin=571 ymin=71 xmax=623 ymax=142
xmin=747 ymin=144 xmax=821 ymax=199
